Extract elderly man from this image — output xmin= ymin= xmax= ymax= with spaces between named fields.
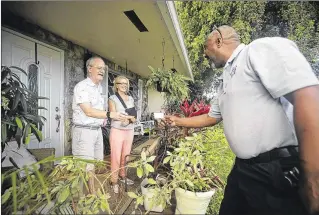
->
xmin=165 ymin=25 xmax=319 ymax=215
xmin=72 ymin=56 xmax=132 ymax=194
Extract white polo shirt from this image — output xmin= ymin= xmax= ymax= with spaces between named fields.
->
xmin=208 ymin=37 xmax=319 ymax=159
xmin=72 ymin=78 xmax=105 ymax=126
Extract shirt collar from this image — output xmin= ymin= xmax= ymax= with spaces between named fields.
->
xmin=224 ymin=43 xmax=246 ymax=67
xmin=86 ymin=77 xmax=100 ymax=88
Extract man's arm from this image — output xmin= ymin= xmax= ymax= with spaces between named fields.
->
xmin=285 ymin=85 xmax=319 ymax=214
xmin=79 ymin=103 xmax=132 ymax=120
xmin=166 ymin=113 xmax=222 ymax=128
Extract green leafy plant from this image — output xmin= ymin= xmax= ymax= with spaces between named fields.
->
xmin=1 ymin=66 xmax=47 ymax=151
xmin=1 ymin=156 xmax=112 ymax=214
xmin=145 ymin=66 xmax=190 ymax=104
xmin=128 ymin=129 xmax=225 ymax=213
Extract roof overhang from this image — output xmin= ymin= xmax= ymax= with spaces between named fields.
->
xmin=2 ymin=1 xmax=193 ymax=80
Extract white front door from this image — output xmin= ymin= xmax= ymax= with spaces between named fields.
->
xmin=1 ymin=29 xmax=64 ymax=158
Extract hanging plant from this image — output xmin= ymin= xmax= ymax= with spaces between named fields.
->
xmin=146 ymin=66 xmax=190 ymax=103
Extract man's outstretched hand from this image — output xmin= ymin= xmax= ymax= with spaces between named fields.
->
xmin=163 ymin=115 xmax=179 ymax=127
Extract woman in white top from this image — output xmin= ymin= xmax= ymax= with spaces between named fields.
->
xmin=108 ymin=76 xmax=136 ymax=193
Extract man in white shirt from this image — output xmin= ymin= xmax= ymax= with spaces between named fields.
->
xmin=72 ymin=56 xmax=132 ymax=194
xmin=165 ymin=26 xmax=319 ymax=215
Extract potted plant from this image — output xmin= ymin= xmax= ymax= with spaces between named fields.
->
xmin=165 ymin=133 xmax=223 ymax=214
xmin=127 ymin=151 xmax=169 ymax=213
xmin=129 ymin=131 xmax=224 ymax=214
xmin=145 ymin=66 xmax=189 ymax=103
xmin=1 ymin=66 xmax=47 ymax=152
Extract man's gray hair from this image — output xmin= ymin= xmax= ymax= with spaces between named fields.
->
xmin=86 ymin=56 xmax=104 ymax=71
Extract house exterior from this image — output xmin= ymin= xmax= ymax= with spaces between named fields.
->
xmin=1 ymin=1 xmax=193 ymax=157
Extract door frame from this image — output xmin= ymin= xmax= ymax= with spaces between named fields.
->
xmin=2 ymin=27 xmax=65 ymax=156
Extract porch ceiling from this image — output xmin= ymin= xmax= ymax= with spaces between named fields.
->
xmin=3 ymin=1 xmax=193 ymax=79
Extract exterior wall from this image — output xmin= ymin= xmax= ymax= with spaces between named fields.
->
xmin=147 ymin=88 xmax=166 ymax=113
xmin=2 ymin=11 xmax=149 ymax=155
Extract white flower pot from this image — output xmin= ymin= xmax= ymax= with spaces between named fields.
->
xmin=140 ymin=178 xmax=164 ymax=213
xmin=175 ymin=187 xmax=215 ymax=214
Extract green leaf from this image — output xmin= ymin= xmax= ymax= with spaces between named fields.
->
xmin=163 ymin=156 xmax=171 ymax=164
xmin=100 ymin=201 xmax=110 ymax=213
xmin=15 ymin=127 xmax=22 ymax=147
xmin=30 ymin=124 xmax=43 ymax=142
xmin=15 ymin=117 xmax=23 ymax=129
xmin=9 ymin=66 xmax=27 ymax=76
xmin=50 ymin=186 xmax=61 ymax=194
xmin=23 ymin=123 xmax=30 ymax=144
xmin=20 ymin=94 xmax=27 ymax=113
xmin=11 ymin=173 xmax=17 ymax=214
xmin=25 ymin=135 xmax=31 ymax=144
xmin=66 ymin=163 xmax=73 ymax=171
xmin=136 ymin=196 xmax=144 ymax=205
xmin=12 ymin=91 xmax=21 ymax=110
xmin=71 ymin=177 xmax=79 ymax=189
xmin=86 ymin=195 xmax=95 ymax=204
xmin=33 ymin=165 xmax=50 ymax=203
xmin=186 ymin=180 xmax=194 ymax=187
xmin=137 ymin=167 xmax=143 ymax=178
xmin=127 ymin=192 xmax=138 ymax=199
xmin=145 ymin=164 xmax=154 ymax=173
xmin=141 ymin=150 xmax=146 ymax=161
xmin=24 ymin=167 xmax=33 ymax=195
xmin=185 ymin=136 xmax=195 ymax=141
xmin=1 ymin=189 xmax=11 ymax=204
xmin=146 ymin=156 xmax=156 ymax=162
xmin=147 ymin=178 xmax=156 ymax=185
xmin=58 ymin=187 xmax=70 ymax=203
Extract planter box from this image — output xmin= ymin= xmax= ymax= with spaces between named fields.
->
xmin=140 ymin=178 xmax=164 ymax=213
xmin=175 ymin=187 xmax=215 ymax=215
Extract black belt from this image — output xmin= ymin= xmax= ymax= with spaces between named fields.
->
xmin=73 ymin=124 xmax=101 ymax=130
xmin=237 ymin=146 xmax=299 ymax=164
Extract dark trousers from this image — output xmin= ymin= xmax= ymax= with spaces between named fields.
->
xmin=219 ymin=155 xmax=308 ymax=215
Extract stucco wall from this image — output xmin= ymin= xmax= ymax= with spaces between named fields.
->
xmin=147 ymin=88 xmax=166 ymax=114
xmin=2 ymin=11 xmax=149 ymax=155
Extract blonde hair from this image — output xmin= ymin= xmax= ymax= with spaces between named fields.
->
xmin=113 ymin=76 xmax=130 ymax=93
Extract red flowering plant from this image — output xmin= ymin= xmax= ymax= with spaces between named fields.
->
xmin=180 ymin=99 xmax=210 ymax=117
xmin=179 ymin=98 xmax=211 ymax=136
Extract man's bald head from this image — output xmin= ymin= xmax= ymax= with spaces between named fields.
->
xmin=204 ymin=25 xmax=241 ymax=69
xmin=207 ymin=25 xmax=240 ymax=44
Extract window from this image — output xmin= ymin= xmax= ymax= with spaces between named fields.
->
xmin=28 ymin=64 xmax=38 ymax=115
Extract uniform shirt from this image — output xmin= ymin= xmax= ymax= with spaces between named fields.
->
xmin=72 ymin=78 xmax=105 ymax=126
xmin=109 ymin=94 xmax=135 ymax=130
xmin=208 ymin=37 xmax=319 ymax=159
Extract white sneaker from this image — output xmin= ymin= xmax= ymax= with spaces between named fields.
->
xmin=120 ymin=177 xmax=135 ymax=185
xmin=111 ymin=184 xmax=119 ymax=194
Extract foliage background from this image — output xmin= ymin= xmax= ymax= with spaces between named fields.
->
xmin=175 ymin=1 xmax=319 ymax=100
xmin=175 ymin=1 xmax=319 ymax=214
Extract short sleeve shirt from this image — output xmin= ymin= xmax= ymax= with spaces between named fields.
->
xmin=208 ymin=38 xmax=319 ymax=159
xmin=109 ymin=94 xmax=135 ymax=130
xmin=72 ymin=78 xmax=105 ymax=126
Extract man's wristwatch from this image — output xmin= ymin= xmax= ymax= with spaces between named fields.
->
xmin=106 ymin=111 xmax=111 ymax=119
